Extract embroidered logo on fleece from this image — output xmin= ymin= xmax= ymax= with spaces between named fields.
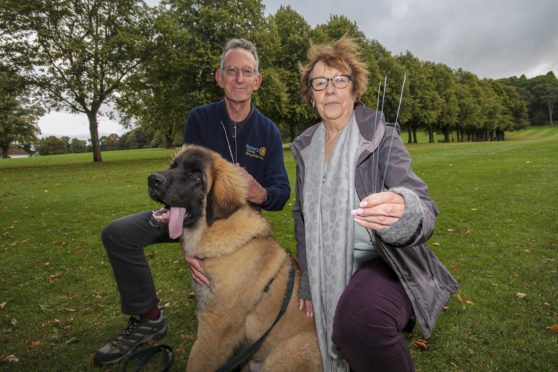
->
xmin=245 ymin=144 xmax=266 ymax=160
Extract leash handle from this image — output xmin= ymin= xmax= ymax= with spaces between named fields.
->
xmin=121 ymin=344 xmax=175 ymax=372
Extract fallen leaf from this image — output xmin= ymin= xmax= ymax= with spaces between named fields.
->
xmin=447 ymin=228 xmax=454 ymax=232
xmin=29 ymin=341 xmax=41 ymax=349
xmin=0 ymin=302 xmax=6 ymax=309
xmin=516 ymin=293 xmax=526 ymax=299
xmin=486 ymin=274 xmax=494 ymax=278
xmin=49 ymin=273 xmax=62 ymax=279
xmin=432 ymin=242 xmax=440 ymax=246
xmin=466 ymin=300 xmax=474 ymax=305
xmin=63 ymin=307 xmax=76 ymax=312
xmin=146 ymin=251 xmax=156 ymax=258
xmin=413 ymin=339 xmax=429 ymax=349
xmin=3 ymin=354 xmax=19 ymax=363
xmin=547 ymin=324 xmax=558 ymax=333
xmin=53 ymin=318 xmax=61 ymax=325
xmin=65 ymin=337 xmax=79 ymax=344
xmin=451 ymin=265 xmax=460 ymax=271
xmin=456 ymin=294 xmax=463 ymax=303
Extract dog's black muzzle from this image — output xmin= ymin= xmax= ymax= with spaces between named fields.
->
xmin=148 ymin=172 xmax=169 ymax=203
xmin=148 ymin=172 xmax=167 ymax=189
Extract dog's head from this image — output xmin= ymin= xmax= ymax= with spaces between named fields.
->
xmin=148 ymin=145 xmax=247 ymax=239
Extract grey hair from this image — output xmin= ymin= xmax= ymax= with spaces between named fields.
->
xmin=220 ymin=38 xmax=260 ymax=72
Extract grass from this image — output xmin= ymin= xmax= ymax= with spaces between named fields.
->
xmin=1 ymin=126 xmax=557 ymax=371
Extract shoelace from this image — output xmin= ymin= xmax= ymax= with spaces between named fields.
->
xmin=113 ymin=316 xmax=140 ymax=345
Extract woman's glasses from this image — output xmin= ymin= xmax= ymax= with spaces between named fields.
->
xmin=309 ymin=75 xmax=352 ymax=91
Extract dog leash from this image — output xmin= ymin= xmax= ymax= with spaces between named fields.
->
xmin=121 ymin=343 xmax=175 ymax=372
xmin=216 ymin=256 xmax=296 ymax=372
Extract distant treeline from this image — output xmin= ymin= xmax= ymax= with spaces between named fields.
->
xmin=35 ymin=128 xmax=163 ymax=155
xmin=2 ymin=0 xmax=557 ymax=161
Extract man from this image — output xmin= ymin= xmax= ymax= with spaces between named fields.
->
xmin=94 ymin=38 xmax=291 ymax=366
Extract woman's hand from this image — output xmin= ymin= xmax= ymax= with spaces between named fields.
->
xmin=352 ymin=191 xmax=405 ymax=230
xmin=299 ymin=299 xmax=314 ymax=318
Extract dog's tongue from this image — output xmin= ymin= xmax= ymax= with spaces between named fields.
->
xmin=168 ymin=207 xmax=186 ymax=239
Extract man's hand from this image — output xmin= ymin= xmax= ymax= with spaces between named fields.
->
xmin=236 ymin=164 xmax=267 ymax=205
xmin=181 ymin=240 xmax=210 ymax=286
xmin=351 ymin=191 xmax=405 ymax=230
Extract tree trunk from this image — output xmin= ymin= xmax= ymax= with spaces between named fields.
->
xmin=407 ymin=124 xmax=412 ymax=144
xmin=289 ymin=122 xmax=297 ymax=143
xmin=549 ymin=101 xmax=554 ymax=126
xmin=444 ymin=128 xmax=450 ymax=142
xmin=428 ymin=125 xmax=434 ymax=143
xmin=1 ymin=144 xmax=9 ymax=158
xmin=165 ymin=135 xmax=174 ymax=149
xmin=412 ymin=128 xmax=417 ymax=143
xmin=87 ymin=111 xmax=103 ymax=162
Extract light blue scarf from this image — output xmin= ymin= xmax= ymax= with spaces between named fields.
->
xmin=302 ymin=113 xmax=360 ymax=371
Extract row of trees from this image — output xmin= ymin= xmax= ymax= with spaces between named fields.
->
xmin=1 ymin=0 xmax=557 ymax=161
xmin=35 ymin=127 xmax=163 ymax=155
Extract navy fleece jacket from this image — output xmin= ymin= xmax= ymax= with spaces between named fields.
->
xmin=183 ymin=100 xmax=290 ymax=211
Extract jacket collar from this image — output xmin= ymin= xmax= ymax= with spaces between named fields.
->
xmin=290 ymin=102 xmax=385 ymax=163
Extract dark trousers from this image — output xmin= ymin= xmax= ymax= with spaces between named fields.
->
xmin=332 ymin=257 xmax=415 ymax=372
xmin=101 ymin=210 xmax=178 ymax=315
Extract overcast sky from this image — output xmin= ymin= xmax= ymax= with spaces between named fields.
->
xmin=38 ymin=0 xmax=557 ymax=140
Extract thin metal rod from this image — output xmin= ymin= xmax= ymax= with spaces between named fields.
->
xmin=382 ymin=72 xmax=407 ymax=191
xmin=372 ymin=81 xmax=382 ymax=193
xmin=375 ymin=75 xmax=388 ymax=192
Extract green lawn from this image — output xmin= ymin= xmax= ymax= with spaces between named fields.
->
xmin=1 ymin=127 xmax=557 ymax=371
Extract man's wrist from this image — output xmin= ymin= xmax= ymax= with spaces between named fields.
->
xmin=261 ymin=190 xmax=268 ymax=205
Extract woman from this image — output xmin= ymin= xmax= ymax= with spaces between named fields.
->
xmin=290 ymin=37 xmax=458 ymax=372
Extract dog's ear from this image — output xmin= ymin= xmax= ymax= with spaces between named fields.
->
xmin=206 ymin=153 xmax=247 ymax=223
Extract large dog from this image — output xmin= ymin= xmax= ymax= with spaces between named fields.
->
xmin=148 ymin=145 xmax=322 ymax=372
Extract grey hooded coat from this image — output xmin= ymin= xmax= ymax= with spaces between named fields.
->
xmin=290 ymin=103 xmax=458 ymax=338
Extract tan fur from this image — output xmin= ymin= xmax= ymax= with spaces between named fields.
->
xmin=175 ymin=146 xmax=322 ymax=372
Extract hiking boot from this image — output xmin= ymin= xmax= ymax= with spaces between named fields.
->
xmin=94 ymin=309 xmax=167 ymax=365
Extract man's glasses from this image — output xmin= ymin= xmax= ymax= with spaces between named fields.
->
xmin=309 ymin=75 xmax=352 ymax=91
xmin=222 ymin=65 xmax=257 ymax=78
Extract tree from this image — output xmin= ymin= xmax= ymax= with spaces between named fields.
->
xmin=100 ymin=134 xmax=121 ymax=151
xmin=116 ymin=0 xmax=271 ymax=147
xmin=456 ymin=69 xmax=482 ymax=142
xmin=1 ymin=0 xmax=154 ymax=162
xmin=0 ymin=65 xmax=43 ymax=157
xmin=502 ymin=72 xmax=557 ymax=127
xmin=120 ymin=127 xmax=154 ymax=149
xmin=38 ymin=136 xmax=67 ymax=155
xmin=533 ymin=72 xmax=558 ymax=126
xmin=264 ymin=6 xmax=312 ymax=141
xmin=70 ymin=138 xmax=88 ymax=153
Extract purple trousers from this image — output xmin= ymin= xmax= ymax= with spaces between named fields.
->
xmin=332 ymin=257 xmax=415 ymax=372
